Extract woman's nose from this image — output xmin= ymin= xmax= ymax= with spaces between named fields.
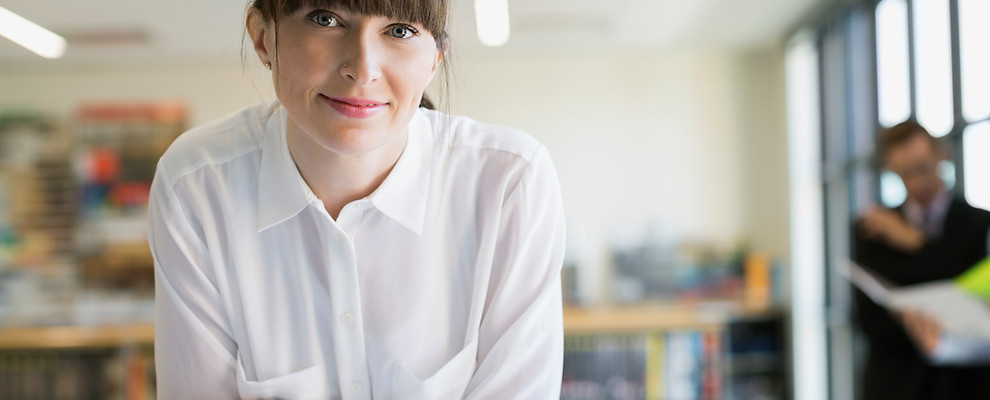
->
xmin=339 ymin=34 xmax=382 ymax=85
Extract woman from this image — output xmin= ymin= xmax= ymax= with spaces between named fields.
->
xmin=147 ymin=0 xmax=566 ymax=398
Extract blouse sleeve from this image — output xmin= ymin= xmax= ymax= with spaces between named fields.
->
xmin=148 ymin=162 xmax=239 ymax=399
xmin=464 ymin=145 xmax=566 ymax=399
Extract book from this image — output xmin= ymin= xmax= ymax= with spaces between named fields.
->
xmin=665 ymin=331 xmax=702 ymax=400
xmin=841 ymin=259 xmax=990 ymax=340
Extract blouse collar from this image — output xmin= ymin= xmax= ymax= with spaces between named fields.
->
xmin=256 ymin=102 xmax=434 ymax=236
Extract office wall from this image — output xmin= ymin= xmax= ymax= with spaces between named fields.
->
xmin=446 ymin=48 xmax=789 ymax=299
xmin=0 ymin=61 xmax=274 ymax=126
xmin=444 ymin=50 xmax=745 ymax=300
xmin=733 ymin=48 xmax=791 ymax=263
xmin=0 ymin=48 xmax=789 ymax=303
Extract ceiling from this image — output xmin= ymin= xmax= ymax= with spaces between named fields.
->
xmin=0 ymin=0 xmax=822 ymax=66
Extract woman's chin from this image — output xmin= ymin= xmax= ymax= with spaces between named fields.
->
xmin=317 ymin=134 xmax=391 ymax=157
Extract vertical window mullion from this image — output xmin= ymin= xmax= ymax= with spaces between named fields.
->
xmin=950 ymin=0 xmax=967 ymax=194
xmin=905 ymin=0 xmax=917 ymax=120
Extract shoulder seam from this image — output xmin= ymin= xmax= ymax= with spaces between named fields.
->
xmin=451 ymin=144 xmax=540 ymax=162
xmin=163 ymin=102 xmax=276 ymax=183
xmin=165 ymin=146 xmax=261 ymax=184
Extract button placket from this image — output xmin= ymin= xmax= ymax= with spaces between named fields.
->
xmin=336 ymin=199 xmax=370 ymax=239
xmin=315 ymin=205 xmax=371 ymax=400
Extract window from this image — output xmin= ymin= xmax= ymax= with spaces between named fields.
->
xmin=875 ymin=0 xmax=911 ymax=127
xmin=880 ymin=171 xmax=908 ymax=208
xmin=939 ymin=160 xmax=956 ymax=191
xmin=959 ymin=0 xmax=990 ymax=122
xmin=964 ymin=122 xmax=990 ymax=209
xmin=793 ymin=0 xmax=985 ymax=397
xmin=912 ymin=0 xmax=953 ymax=137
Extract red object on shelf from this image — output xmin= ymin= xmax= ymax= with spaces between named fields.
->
xmin=125 ymin=350 xmax=148 ymax=400
xmin=110 ymin=182 xmax=151 ymax=208
xmin=701 ymin=330 xmax=723 ymax=399
xmin=86 ymin=148 xmax=121 ymax=183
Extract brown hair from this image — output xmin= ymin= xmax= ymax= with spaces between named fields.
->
xmin=246 ymin=0 xmax=450 ymax=110
xmin=879 ymin=120 xmax=940 ymax=159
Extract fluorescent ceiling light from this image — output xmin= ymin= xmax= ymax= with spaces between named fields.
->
xmin=475 ymin=0 xmax=510 ymax=47
xmin=0 ymin=7 xmax=67 ymax=59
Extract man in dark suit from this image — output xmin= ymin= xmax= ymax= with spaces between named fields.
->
xmin=854 ymin=120 xmax=990 ymax=400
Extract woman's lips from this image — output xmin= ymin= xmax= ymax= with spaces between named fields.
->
xmin=320 ymin=95 xmax=388 ymax=119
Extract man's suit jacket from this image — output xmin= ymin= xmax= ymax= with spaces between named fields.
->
xmin=854 ymin=198 xmax=990 ymax=400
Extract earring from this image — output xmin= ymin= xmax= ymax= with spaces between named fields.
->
xmin=264 ymin=63 xmax=272 ymax=70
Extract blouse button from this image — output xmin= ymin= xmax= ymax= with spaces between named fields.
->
xmin=339 ymin=312 xmax=354 ymax=325
xmin=350 ymin=381 xmax=362 ymax=393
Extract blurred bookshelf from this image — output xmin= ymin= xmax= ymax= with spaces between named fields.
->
xmin=0 ymin=341 xmax=154 ymax=400
xmin=562 ymin=302 xmax=787 ymax=400
xmin=74 ymin=103 xmax=185 ymax=290
xmin=562 ymin=238 xmax=789 ymax=400
xmin=0 ymin=302 xmax=786 ymax=400
xmin=0 ymin=102 xmax=183 ymax=325
xmin=0 ymin=102 xmax=183 ymax=400
xmin=0 ymin=325 xmax=155 ymax=399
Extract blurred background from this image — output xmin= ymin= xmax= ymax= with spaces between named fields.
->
xmin=0 ymin=0 xmax=985 ymax=398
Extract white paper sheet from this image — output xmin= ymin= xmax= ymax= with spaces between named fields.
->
xmin=842 ymin=260 xmax=990 ymax=340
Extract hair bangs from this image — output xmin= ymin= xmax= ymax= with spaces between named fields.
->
xmin=257 ymin=0 xmax=447 ymax=40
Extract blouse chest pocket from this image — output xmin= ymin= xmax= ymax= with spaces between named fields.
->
xmin=235 ymin=354 xmax=328 ymax=400
xmin=392 ymin=340 xmax=479 ymax=400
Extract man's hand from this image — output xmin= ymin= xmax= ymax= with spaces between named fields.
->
xmin=860 ymin=207 xmax=925 ymax=252
xmin=900 ymin=310 xmax=941 ymax=355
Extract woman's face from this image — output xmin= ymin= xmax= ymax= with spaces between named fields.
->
xmin=252 ymin=5 xmax=441 ymax=156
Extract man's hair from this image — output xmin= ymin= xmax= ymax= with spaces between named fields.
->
xmin=879 ymin=120 xmax=939 ymax=158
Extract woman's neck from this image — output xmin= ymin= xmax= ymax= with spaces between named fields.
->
xmin=286 ymin=122 xmax=407 ymax=220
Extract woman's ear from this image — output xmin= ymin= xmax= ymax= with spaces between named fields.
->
xmin=247 ymin=9 xmax=272 ymax=67
xmin=432 ymin=51 xmax=443 ymax=74
xmin=432 ymin=37 xmax=449 ymax=73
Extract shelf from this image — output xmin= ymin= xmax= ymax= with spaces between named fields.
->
xmin=0 ymin=301 xmax=781 ymax=349
xmin=563 ymin=301 xmax=780 ymax=334
xmin=0 ymin=324 xmax=153 ymax=350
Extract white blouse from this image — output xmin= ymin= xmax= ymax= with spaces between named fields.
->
xmin=148 ymin=101 xmax=565 ymax=399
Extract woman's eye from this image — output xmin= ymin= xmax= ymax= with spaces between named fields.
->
xmin=388 ymin=25 xmax=417 ymax=39
xmin=312 ymin=12 xmax=339 ymax=27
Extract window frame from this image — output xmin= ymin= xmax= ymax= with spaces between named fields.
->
xmin=787 ymin=0 xmax=989 ymax=398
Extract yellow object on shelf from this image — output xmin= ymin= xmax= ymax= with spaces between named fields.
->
xmin=645 ymin=332 xmax=666 ymax=399
xmin=744 ymin=252 xmax=771 ymax=309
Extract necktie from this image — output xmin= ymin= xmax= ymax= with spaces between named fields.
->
xmin=922 ymin=207 xmax=938 ymax=238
